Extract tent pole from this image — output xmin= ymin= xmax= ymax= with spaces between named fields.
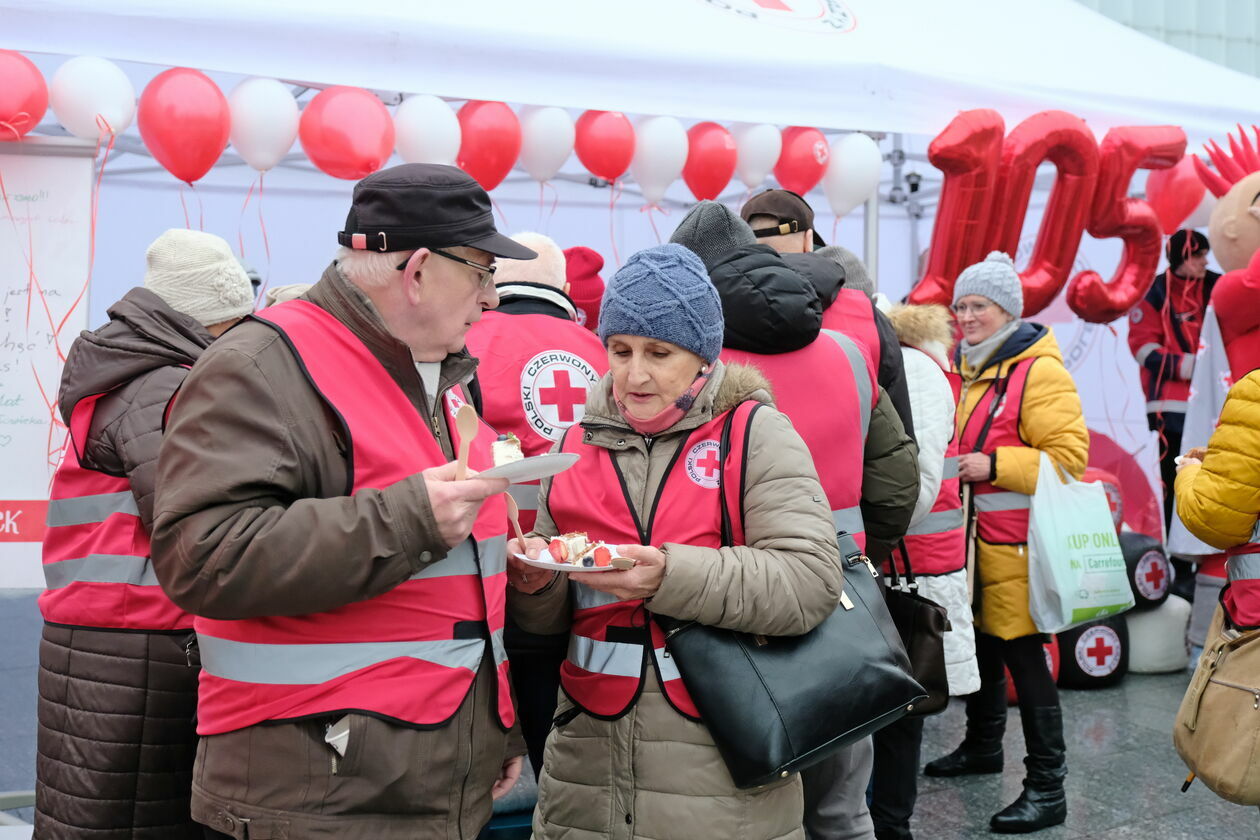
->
xmin=863 ymin=192 xmax=879 ymax=291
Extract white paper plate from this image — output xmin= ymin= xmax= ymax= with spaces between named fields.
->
xmin=478 ymin=452 xmax=580 ymax=484
xmin=514 ymin=552 xmax=634 ymax=574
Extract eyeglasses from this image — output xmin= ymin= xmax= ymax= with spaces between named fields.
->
xmin=952 ymin=301 xmax=994 ymax=316
xmin=397 ymin=249 xmax=496 ymax=289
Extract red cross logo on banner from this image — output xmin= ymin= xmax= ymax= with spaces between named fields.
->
xmin=538 ymin=370 xmax=587 ymax=424
xmin=685 ymin=440 xmax=723 ymax=489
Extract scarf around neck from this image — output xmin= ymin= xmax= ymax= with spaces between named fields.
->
xmin=960 ymin=318 xmax=1021 ymax=373
xmin=614 ymin=369 xmax=712 ymax=437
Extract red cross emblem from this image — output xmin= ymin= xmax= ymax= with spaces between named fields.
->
xmin=538 ymin=370 xmax=587 ymax=424
xmin=1075 ymin=626 xmax=1121 ymax=677
xmin=1085 ymin=636 xmax=1114 ymax=667
xmin=695 ymin=450 xmax=722 ymax=478
xmin=685 ymin=440 xmax=723 ymax=489
xmin=1144 ymin=564 xmax=1165 ymax=590
xmin=1135 ymin=551 xmax=1169 ymax=599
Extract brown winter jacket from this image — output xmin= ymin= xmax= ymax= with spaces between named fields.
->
xmin=150 ymin=264 xmax=522 ymax=840
xmin=510 ymin=362 xmax=843 ymax=840
xmin=37 ymin=287 xmax=212 ymax=840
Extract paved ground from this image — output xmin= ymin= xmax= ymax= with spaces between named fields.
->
xmin=1 ymin=590 xmax=1256 ymax=837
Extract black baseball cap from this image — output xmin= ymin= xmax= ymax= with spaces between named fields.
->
xmin=740 ymin=188 xmax=827 ymax=248
xmin=337 ymin=164 xmax=536 ymax=260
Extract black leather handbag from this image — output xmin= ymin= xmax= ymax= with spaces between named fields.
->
xmin=884 ymin=541 xmax=952 ymax=716
xmin=657 ymin=403 xmax=926 ymax=789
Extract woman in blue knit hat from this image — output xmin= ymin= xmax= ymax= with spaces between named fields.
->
xmin=507 ymin=243 xmax=842 ymax=840
xmin=925 ymin=251 xmax=1088 ymax=834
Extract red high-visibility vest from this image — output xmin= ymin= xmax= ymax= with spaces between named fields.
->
xmin=900 ymin=367 xmax=966 ymax=575
xmin=39 ymin=393 xmax=191 ymax=631
xmin=958 ymin=359 xmax=1037 ymax=546
xmin=547 ymin=401 xmax=759 ymax=721
xmin=721 ymin=329 xmax=873 ymax=547
xmin=1222 ymin=528 xmax=1260 ymax=628
xmin=822 ymin=288 xmax=880 ymax=386
xmin=194 ymin=300 xmax=513 ymax=735
xmin=465 ymin=310 xmax=607 ymax=531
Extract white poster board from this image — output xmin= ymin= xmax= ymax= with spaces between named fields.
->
xmin=0 ymin=137 xmax=95 ymax=588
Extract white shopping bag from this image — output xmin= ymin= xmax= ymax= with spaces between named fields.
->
xmin=1027 ymin=452 xmax=1135 ymax=633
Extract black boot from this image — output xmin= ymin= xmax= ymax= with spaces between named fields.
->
xmin=924 ymin=675 xmax=1007 ymax=777
xmin=990 ymin=705 xmax=1067 ymax=833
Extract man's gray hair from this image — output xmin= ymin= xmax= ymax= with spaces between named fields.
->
xmin=493 ymin=232 xmax=565 ymax=289
xmin=335 ymin=246 xmax=416 ymax=289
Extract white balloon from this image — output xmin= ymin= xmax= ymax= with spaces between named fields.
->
xmin=823 ymin=133 xmax=883 ymax=218
xmin=518 ymin=105 xmax=574 ymax=182
xmin=629 ymin=116 xmax=687 ymax=206
xmin=1184 ymin=189 xmax=1216 ymax=230
xmin=228 ymin=78 xmax=299 ymax=172
xmin=395 ymin=94 xmax=461 ymax=166
xmin=733 ymin=123 xmax=782 ymax=190
xmin=49 ymin=56 xmax=136 ymax=139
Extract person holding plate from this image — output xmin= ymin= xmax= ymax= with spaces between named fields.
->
xmin=507 ymin=243 xmax=843 ymax=840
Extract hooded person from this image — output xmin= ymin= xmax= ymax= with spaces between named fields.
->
xmin=563 ymin=245 xmax=606 ymax=332
xmin=870 ymin=301 xmax=979 ymax=840
xmin=464 ymin=232 xmax=608 ymax=778
xmin=151 ymin=164 xmax=538 ymax=840
xmin=36 ymin=229 xmax=255 ymax=839
xmin=740 ymin=189 xmax=915 ymax=440
xmin=671 ymin=202 xmax=920 ymax=840
xmin=924 ymin=252 xmax=1088 ymax=835
xmin=507 ymin=243 xmax=842 ymax=840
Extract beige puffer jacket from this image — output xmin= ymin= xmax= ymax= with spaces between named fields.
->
xmin=510 ymin=362 xmax=843 ymax=840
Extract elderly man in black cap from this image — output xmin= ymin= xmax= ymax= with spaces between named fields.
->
xmin=151 ymin=164 xmax=536 ymax=840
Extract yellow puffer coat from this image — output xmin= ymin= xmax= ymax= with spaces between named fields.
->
xmin=1175 ymin=370 xmax=1260 ymax=550
xmin=956 ymin=324 xmax=1090 ymax=640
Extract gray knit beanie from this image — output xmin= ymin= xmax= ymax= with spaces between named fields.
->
xmin=668 ymin=201 xmax=756 ymax=271
xmin=817 ymin=245 xmax=873 ymax=296
xmin=598 ymin=244 xmax=724 ymax=363
xmin=953 ymin=251 xmax=1023 ymax=318
xmin=144 ymin=229 xmax=256 ymax=326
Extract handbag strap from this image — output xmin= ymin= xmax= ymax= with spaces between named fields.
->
xmin=717 ymin=400 xmax=763 ymax=547
xmin=969 ymin=359 xmax=1030 ymax=454
xmin=889 ymin=540 xmax=917 ymax=592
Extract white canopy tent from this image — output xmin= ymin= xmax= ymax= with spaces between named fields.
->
xmin=7 ymin=0 xmax=1260 ymax=144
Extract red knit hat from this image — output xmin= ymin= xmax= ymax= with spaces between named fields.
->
xmin=564 ymin=246 xmax=605 ymax=332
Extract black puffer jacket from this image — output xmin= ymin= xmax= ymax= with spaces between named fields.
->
xmin=37 ymin=287 xmax=212 ymax=840
xmin=709 ymin=244 xmax=822 ymax=353
xmin=783 ymin=251 xmax=916 ymax=441
xmin=710 ymin=244 xmax=919 ymax=546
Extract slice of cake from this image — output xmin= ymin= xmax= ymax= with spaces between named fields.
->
xmin=492 ymin=433 xmax=524 ymax=466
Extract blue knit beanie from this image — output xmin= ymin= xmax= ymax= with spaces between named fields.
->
xmin=598 ymin=244 xmax=724 ymax=363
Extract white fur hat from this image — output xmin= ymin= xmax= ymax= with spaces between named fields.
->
xmin=144 ymin=229 xmax=255 ymax=326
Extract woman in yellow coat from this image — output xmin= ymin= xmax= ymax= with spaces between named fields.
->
xmin=924 ymin=252 xmax=1089 ymax=835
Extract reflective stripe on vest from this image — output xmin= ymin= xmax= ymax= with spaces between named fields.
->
xmin=943 ymin=455 xmax=960 ymax=480
xmin=1228 ymin=552 xmax=1260 ymax=581
xmin=507 ymin=484 xmax=540 ymax=512
xmin=906 ymin=508 xmax=966 ymax=536
xmin=1147 ymin=399 xmax=1189 ymax=414
xmin=549 ymin=401 xmax=758 ymax=721
xmin=719 ymin=343 xmax=867 ymax=548
xmin=193 ymin=300 xmax=513 ymax=736
xmin=823 ymin=289 xmax=882 ymax=377
xmin=39 ymin=392 xmax=191 ymax=632
xmin=958 ymin=359 xmax=1037 ymax=546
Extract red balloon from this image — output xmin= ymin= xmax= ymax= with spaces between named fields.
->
xmin=1146 ymin=155 xmax=1206 ymax=236
xmin=299 ymin=86 xmax=394 ymax=181
xmin=574 ymin=110 xmax=634 ymax=181
xmin=0 ymin=50 xmax=47 ymax=140
xmin=137 ymin=68 xmax=230 ymax=184
xmin=990 ymin=111 xmax=1099 ymax=316
xmin=1067 ymin=125 xmax=1186 ymax=323
xmin=773 ymin=126 xmax=829 ymax=195
xmin=456 ymin=101 xmax=521 ymax=191
xmin=682 ymin=122 xmax=737 ymax=200
xmin=909 ymin=109 xmax=1006 ymax=308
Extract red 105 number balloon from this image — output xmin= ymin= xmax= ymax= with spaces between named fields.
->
xmin=299 ymin=86 xmax=395 ymax=181
xmin=137 ymin=68 xmax=230 ymax=184
xmin=774 ymin=126 xmax=829 ymax=195
xmin=0 ymin=50 xmax=48 ymax=140
xmin=456 ymin=100 xmax=521 ymax=191
xmin=574 ymin=110 xmax=635 ymax=181
xmin=682 ymin=121 xmax=737 ymax=200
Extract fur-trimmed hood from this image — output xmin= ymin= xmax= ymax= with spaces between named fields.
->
xmin=886 ymin=303 xmax=955 ymax=369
